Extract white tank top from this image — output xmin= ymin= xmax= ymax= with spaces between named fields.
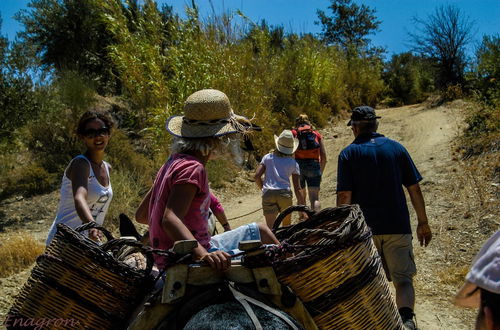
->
xmin=46 ymin=155 xmax=113 ymax=245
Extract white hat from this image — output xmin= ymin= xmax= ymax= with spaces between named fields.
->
xmin=274 ymin=130 xmax=299 ymax=155
xmin=454 ymin=230 xmax=500 ymax=308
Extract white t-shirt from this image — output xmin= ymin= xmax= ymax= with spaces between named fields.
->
xmin=46 ymin=155 xmax=113 ymax=245
xmin=260 ymin=152 xmax=300 ymax=192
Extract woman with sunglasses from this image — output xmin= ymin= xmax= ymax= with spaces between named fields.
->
xmin=45 ymin=110 xmax=114 ymax=245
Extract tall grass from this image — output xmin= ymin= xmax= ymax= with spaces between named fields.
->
xmin=101 ymin=2 xmax=385 ymax=151
xmin=0 ymin=232 xmax=45 ymax=278
xmin=0 ymin=1 xmax=387 ymax=218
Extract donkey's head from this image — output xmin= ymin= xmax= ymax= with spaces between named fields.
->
xmin=119 ymin=213 xmax=150 ymax=246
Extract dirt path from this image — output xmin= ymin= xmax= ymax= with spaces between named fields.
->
xmin=220 ymin=102 xmax=475 ymax=329
xmin=0 ymin=102 xmax=483 ymax=328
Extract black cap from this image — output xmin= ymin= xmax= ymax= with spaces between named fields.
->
xmin=347 ymin=106 xmax=381 ymax=126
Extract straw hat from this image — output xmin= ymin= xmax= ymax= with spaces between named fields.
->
xmin=274 ymin=130 xmax=299 ymax=155
xmin=166 ymin=89 xmax=248 ymax=138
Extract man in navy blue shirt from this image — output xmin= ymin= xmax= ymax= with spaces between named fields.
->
xmin=336 ymin=106 xmax=432 ymax=330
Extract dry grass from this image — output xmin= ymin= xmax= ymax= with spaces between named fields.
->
xmin=437 ymin=265 xmax=470 ymax=288
xmin=0 ymin=232 xmax=45 ymax=278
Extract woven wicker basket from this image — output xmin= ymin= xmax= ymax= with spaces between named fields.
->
xmin=271 ymin=205 xmax=404 ymax=330
xmin=8 ymin=223 xmax=154 ymax=330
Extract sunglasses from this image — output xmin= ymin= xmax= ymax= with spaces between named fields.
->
xmin=82 ymin=127 xmax=110 ymax=138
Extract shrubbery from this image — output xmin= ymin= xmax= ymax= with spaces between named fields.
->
xmin=0 ymin=163 xmax=57 ymax=199
xmin=461 ymin=34 xmax=500 ymax=157
xmin=2 ymin=1 xmax=497 ymax=215
xmin=383 ymin=52 xmax=435 ymax=106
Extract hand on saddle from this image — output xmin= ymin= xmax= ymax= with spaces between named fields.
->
xmin=194 ymin=248 xmax=232 ymax=271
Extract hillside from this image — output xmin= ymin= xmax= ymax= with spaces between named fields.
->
xmin=1 ymin=101 xmax=498 ymax=329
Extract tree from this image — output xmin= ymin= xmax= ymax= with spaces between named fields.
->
xmin=383 ymin=52 xmax=435 ymax=105
xmin=409 ymin=5 xmax=474 ymax=88
xmin=316 ymin=0 xmax=380 ymax=55
xmin=15 ymin=0 xmax=118 ymax=93
xmin=0 ymin=17 xmax=40 ymax=139
xmin=473 ymin=34 xmax=499 ymax=103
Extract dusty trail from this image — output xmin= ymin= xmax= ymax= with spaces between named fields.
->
xmin=220 ymin=103 xmax=475 ymax=329
xmin=0 ymin=102 xmax=479 ymax=328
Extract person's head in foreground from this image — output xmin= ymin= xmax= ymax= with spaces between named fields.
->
xmin=454 ymin=230 xmax=500 ymax=330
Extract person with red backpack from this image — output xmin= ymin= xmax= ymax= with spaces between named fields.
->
xmin=292 ymin=114 xmax=327 ymax=213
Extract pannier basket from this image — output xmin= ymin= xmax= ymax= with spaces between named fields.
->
xmin=270 ymin=205 xmax=404 ymax=330
xmin=8 ymin=222 xmax=155 ymax=329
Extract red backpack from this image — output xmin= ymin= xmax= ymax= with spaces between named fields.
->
xmin=296 ymin=125 xmax=320 ymax=151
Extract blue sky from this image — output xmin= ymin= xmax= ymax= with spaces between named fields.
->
xmin=1 ymin=0 xmax=499 ymax=57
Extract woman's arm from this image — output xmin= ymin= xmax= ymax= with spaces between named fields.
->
xmin=164 ymin=184 xmax=231 ymax=270
xmin=319 ymin=140 xmax=327 ymax=174
xmin=67 ymin=158 xmax=101 ymax=240
xmin=254 ymin=164 xmax=265 ymax=190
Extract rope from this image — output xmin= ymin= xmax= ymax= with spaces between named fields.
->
xmin=227 ymin=207 xmax=262 ymax=221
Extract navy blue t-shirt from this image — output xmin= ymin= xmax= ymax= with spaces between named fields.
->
xmin=336 ymin=133 xmax=422 ymax=235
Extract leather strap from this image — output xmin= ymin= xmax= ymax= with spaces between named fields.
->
xmin=228 ymin=284 xmax=299 ymax=330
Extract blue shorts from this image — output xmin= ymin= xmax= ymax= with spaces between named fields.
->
xmin=209 ymin=223 xmax=260 ymax=256
xmin=297 ymin=159 xmax=322 ymax=188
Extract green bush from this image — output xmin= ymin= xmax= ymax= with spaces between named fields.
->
xmin=206 ymin=158 xmax=239 ymax=189
xmin=460 ymin=99 xmax=500 ymax=157
xmin=470 ymin=34 xmax=499 ymax=105
xmin=104 ymin=167 xmax=151 ymax=233
xmin=0 ymin=163 xmax=57 ymax=199
xmin=383 ymin=52 xmax=435 ymax=105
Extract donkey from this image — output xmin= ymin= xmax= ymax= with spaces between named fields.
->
xmin=118 ymin=214 xmax=304 ymax=330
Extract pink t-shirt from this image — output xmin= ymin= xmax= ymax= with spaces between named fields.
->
xmin=210 ymin=193 xmax=224 ymax=215
xmin=149 ymin=153 xmax=211 ymax=269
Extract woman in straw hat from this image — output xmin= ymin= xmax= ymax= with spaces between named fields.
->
xmin=254 ymin=130 xmax=305 ymax=228
xmin=135 ymin=89 xmax=279 ymax=271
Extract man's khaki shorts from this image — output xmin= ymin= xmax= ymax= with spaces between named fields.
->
xmin=262 ymin=189 xmax=292 ymax=214
xmin=372 ymin=234 xmax=416 ymax=284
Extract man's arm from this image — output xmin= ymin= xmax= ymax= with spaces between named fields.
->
xmin=254 ymin=164 xmax=265 ymax=190
xmin=406 ymin=183 xmax=432 ymax=247
xmin=336 ymin=191 xmax=352 ymax=206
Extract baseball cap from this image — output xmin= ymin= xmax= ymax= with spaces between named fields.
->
xmin=347 ymin=106 xmax=381 ymax=126
xmin=454 ymin=230 xmax=500 ymax=308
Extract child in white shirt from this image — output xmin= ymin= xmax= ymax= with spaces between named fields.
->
xmin=254 ymin=130 xmax=305 ymax=228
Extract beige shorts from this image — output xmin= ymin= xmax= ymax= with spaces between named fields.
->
xmin=262 ymin=189 xmax=292 ymax=214
xmin=372 ymin=234 xmax=416 ymax=284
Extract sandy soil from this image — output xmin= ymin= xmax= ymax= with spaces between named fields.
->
xmin=218 ymin=102 xmax=480 ymax=329
xmin=1 ymin=101 xmax=497 ymax=328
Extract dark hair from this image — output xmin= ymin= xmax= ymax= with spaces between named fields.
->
xmin=480 ymin=288 xmax=500 ymax=324
xmin=351 ymin=120 xmax=378 ymax=134
xmin=76 ymin=110 xmax=114 ymax=135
